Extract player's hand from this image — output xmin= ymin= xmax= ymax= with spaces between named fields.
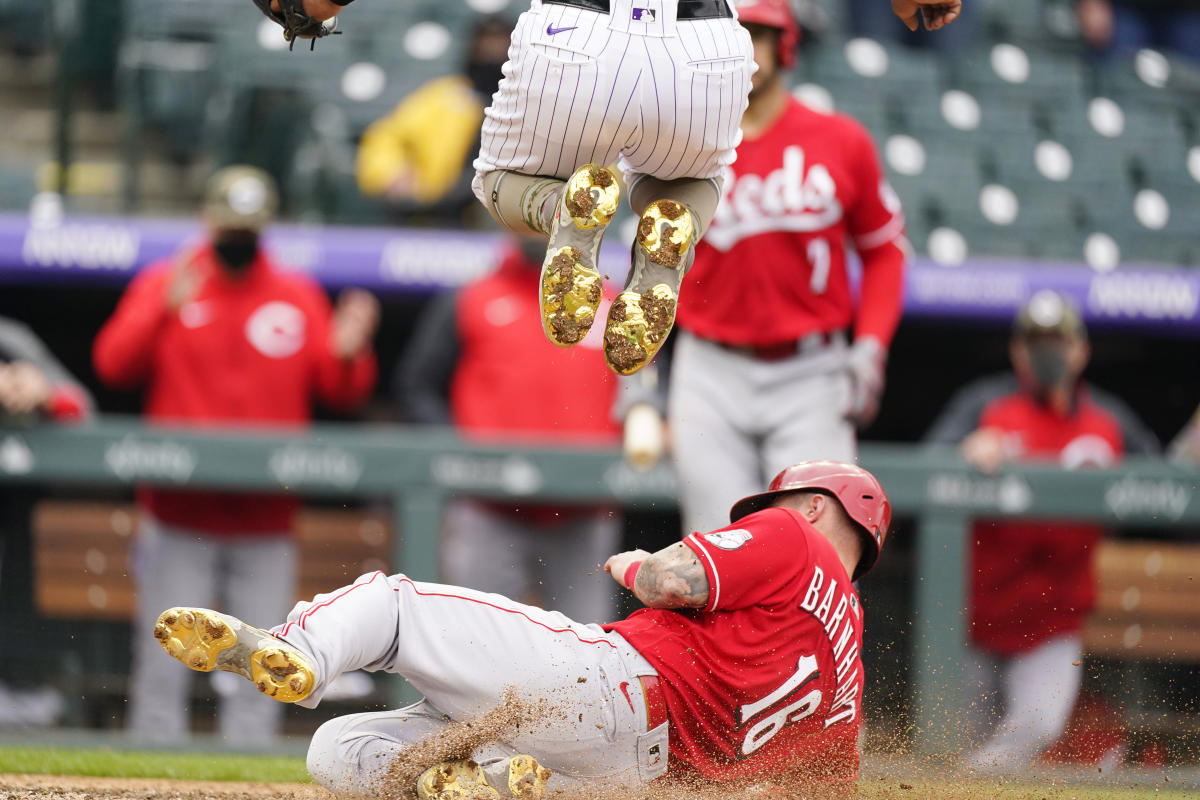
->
xmin=1076 ymin=0 xmax=1115 ymax=49
xmin=605 ymin=549 xmax=652 ymax=590
xmin=331 ymin=288 xmax=381 ymax=360
xmin=0 ymin=361 xmax=53 ymax=416
xmin=891 ymin=0 xmax=962 ymax=31
xmin=270 ymin=0 xmax=343 ymax=22
xmin=623 ymin=403 xmax=666 ymax=472
xmin=166 ymin=250 xmax=204 ymax=312
xmin=845 ymin=337 xmax=887 ymax=428
xmin=960 ymin=427 xmax=1009 ymax=474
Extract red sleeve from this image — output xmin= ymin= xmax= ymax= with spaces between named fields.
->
xmin=46 ymin=384 xmax=91 ymax=421
xmin=92 ymin=264 xmax=173 ymax=389
xmin=845 ymin=124 xmax=907 ymax=348
xmin=301 ymin=282 xmax=378 ymax=412
xmin=683 ymin=509 xmax=810 ymax=612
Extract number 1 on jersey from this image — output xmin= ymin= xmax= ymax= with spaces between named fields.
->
xmin=737 ymin=654 xmax=822 ymax=756
xmin=807 ymin=237 xmax=831 ymax=295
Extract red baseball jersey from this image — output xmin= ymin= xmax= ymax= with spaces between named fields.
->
xmin=605 ymin=508 xmax=865 ymax=783
xmin=970 ymin=389 xmax=1123 ymax=655
xmin=677 ymin=97 xmax=906 ymax=347
xmin=93 ymin=246 xmax=377 ymax=534
xmin=451 ymin=252 xmax=620 ymax=442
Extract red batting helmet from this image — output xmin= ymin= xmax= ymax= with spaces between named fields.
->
xmin=734 ymin=0 xmax=800 ymax=68
xmin=729 ymin=460 xmax=891 ymax=579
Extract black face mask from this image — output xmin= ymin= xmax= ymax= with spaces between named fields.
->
xmin=1027 ymin=340 xmax=1071 ymax=390
xmin=467 ymin=59 xmax=506 ymax=98
xmin=213 ymin=232 xmax=260 ymax=272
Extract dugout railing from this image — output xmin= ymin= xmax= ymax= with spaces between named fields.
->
xmin=1 ymin=416 xmax=1198 ymax=754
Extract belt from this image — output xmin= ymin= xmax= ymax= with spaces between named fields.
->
xmin=639 ymin=674 xmax=668 ymax=731
xmin=544 ymin=0 xmax=733 ymax=20
xmin=716 ymin=329 xmax=847 ymax=362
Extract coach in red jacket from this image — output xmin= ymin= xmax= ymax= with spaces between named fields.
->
xmin=93 ymin=166 xmax=379 ymax=744
xmin=924 ymin=289 xmax=1158 ymax=769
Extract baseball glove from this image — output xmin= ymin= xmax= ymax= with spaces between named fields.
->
xmin=251 ymin=0 xmax=339 ymax=49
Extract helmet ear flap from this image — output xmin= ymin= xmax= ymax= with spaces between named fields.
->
xmin=777 ymin=19 xmax=798 ymax=69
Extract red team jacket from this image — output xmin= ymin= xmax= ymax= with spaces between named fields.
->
xmin=93 ymin=246 xmax=377 ymax=534
xmin=450 ymin=252 xmax=620 ymax=442
xmin=606 ymin=508 xmax=864 ymax=784
xmin=677 ymin=98 xmax=906 ymax=347
xmin=969 ymin=388 xmax=1125 ymax=655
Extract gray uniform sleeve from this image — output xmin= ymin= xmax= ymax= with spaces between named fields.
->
xmin=0 ymin=315 xmax=95 ymax=412
xmin=1087 ymin=385 xmax=1161 ymax=456
xmin=922 ymin=374 xmax=1018 ymax=445
xmin=393 ymin=292 xmax=460 ymax=425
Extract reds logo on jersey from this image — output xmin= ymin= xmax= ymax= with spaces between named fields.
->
xmin=245 ymin=301 xmax=306 ymax=359
xmin=705 ymin=145 xmax=843 ymax=252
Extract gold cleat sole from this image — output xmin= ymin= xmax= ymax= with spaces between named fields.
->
xmin=153 ymin=607 xmax=314 ymax=703
xmin=604 ymin=286 xmax=677 ymax=376
xmin=541 ymin=246 xmax=603 ymax=346
xmin=416 ymin=759 xmax=500 ymax=800
xmin=506 ymin=755 xmax=552 ymax=798
xmin=603 ymin=199 xmax=696 ymax=375
xmin=540 ymin=164 xmax=619 ymax=347
xmin=563 ymin=165 xmax=620 ymax=229
xmin=637 ymin=199 xmax=695 ymax=269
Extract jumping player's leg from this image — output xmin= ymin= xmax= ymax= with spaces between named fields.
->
xmin=602 ymin=176 xmax=720 ymax=375
xmin=605 ymin=18 xmax=753 ymax=375
xmin=473 ymin=4 xmax=639 ymax=349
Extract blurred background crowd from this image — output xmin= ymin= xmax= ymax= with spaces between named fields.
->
xmin=0 ymin=0 xmax=1199 ymax=778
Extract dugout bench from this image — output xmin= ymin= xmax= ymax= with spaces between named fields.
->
xmin=2 ymin=417 xmax=1199 ymax=754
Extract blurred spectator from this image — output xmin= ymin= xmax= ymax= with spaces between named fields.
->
xmin=355 ymin=16 xmax=513 ymax=225
xmin=1076 ymin=0 xmax=1200 ymax=61
xmin=0 ymin=317 xmax=92 ymax=727
xmin=848 ymin=0 xmax=978 ymax=54
xmin=643 ymin=1 xmax=907 ymax=536
xmin=1168 ymin=403 xmax=1200 ymax=464
xmin=93 ymin=166 xmax=379 ymax=744
xmin=923 ymin=289 xmax=1159 ymax=769
xmin=394 ymin=235 xmax=623 ymax=623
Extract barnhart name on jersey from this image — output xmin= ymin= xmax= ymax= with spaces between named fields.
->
xmin=800 ymin=563 xmax=862 ymax=729
xmin=705 ymin=145 xmax=843 ymax=252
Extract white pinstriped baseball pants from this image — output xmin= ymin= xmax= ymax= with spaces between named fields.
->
xmin=472 ymin=0 xmax=754 ymax=199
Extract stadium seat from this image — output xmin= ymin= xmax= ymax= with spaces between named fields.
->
xmin=1094 ymin=51 xmax=1200 ymax=112
xmin=955 ymin=42 xmax=1088 ymax=106
xmin=803 ymin=37 xmax=941 ymax=102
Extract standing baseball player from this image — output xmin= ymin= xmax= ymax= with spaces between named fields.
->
xmin=93 ymin=166 xmax=380 ymax=744
xmin=258 ymin=0 xmax=959 ymax=375
xmin=152 ymin=461 xmax=889 ymax=797
xmin=654 ymin=0 xmax=908 ymax=535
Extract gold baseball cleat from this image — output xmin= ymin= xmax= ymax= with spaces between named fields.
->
xmin=603 ymin=199 xmax=697 ymax=375
xmin=416 ymin=755 xmax=551 ymax=800
xmin=504 ymin=755 xmax=552 ymax=798
xmin=153 ymin=607 xmax=314 ymax=703
xmin=540 ymin=164 xmax=620 ymax=347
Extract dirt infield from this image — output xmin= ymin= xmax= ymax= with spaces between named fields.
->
xmin=0 ymin=774 xmax=333 ymax=800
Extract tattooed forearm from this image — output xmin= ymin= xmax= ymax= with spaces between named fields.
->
xmin=634 ymin=542 xmax=710 ymax=609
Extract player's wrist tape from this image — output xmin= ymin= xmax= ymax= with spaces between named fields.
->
xmin=623 ymin=560 xmax=642 ymax=590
